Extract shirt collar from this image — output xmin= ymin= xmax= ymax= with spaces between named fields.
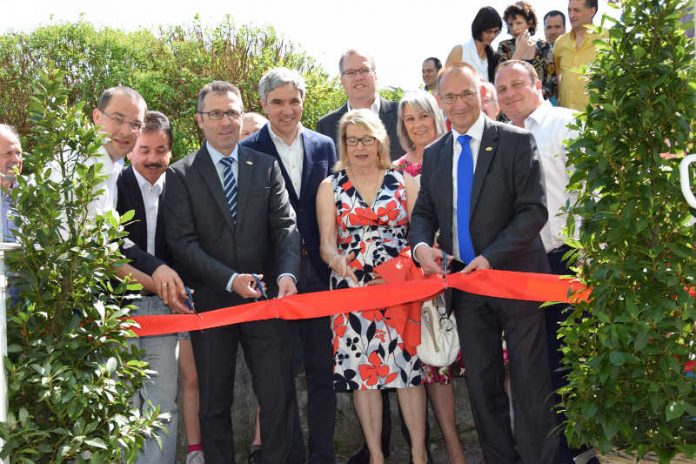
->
xmin=347 ymin=96 xmax=381 ymax=114
xmin=207 ymin=141 xmax=239 ymax=165
xmin=570 ymin=24 xmax=600 ymax=42
xmin=132 ymin=166 xmax=166 ymax=192
xmin=98 ymin=145 xmax=114 ymax=168
xmin=451 ymin=111 xmax=486 ymax=143
xmin=525 ymin=100 xmax=553 ymax=128
xmin=267 ymin=123 xmax=304 ymax=147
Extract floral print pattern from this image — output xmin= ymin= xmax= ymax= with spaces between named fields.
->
xmin=497 ymin=38 xmax=557 ymax=101
xmin=330 ymin=169 xmax=421 ymax=390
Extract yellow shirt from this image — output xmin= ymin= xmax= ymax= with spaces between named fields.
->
xmin=554 ymin=26 xmax=604 ymax=111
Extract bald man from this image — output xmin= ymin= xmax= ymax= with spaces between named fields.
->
xmin=0 ymin=124 xmax=22 ymax=242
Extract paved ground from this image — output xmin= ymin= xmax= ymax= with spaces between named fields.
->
xmin=338 ymin=447 xmax=696 ymax=463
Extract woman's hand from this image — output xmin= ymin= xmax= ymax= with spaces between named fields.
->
xmin=330 ymin=251 xmax=359 ymax=284
xmin=512 ymin=31 xmax=537 ymax=61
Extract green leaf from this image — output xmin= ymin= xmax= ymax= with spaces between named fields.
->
xmin=84 ymin=438 xmax=107 ymax=450
xmin=665 ymin=401 xmax=684 ymax=421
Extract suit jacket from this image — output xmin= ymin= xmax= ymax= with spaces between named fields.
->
xmin=409 ymin=118 xmax=549 ymax=273
xmin=315 ymin=96 xmax=405 ymax=160
xmin=163 ymin=143 xmax=301 ymax=312
xmin=116 ymin=166 xmax=170 ymax=276
xmin=240 ymin=124 xmax=337 ymax=282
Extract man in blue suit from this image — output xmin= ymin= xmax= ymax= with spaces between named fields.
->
xmin=241 ymin=67 xmax=338 ymax=464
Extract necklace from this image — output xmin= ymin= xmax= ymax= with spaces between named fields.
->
xmin=348 ymin=167 xmax=383 ymax=205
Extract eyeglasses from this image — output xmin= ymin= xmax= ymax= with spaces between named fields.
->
xmin=341 ymin=67 xmax=373 ymax=79
xmin=101 ymin=111 xmax=144 ymax=132
xmin=198 ymin=109 xmax=243 ymax=121
xmin=439 ymin=91 xmax=478 ymax=105
xmin=344 ymin=135 xmax=377 ymax=147
xmin=483 ymin=27 xmax=501 ymax=35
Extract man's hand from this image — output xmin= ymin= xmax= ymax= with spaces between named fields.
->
xmin=152 ymin=264 xmax=192 ymax=314
xmin=414 ymin=245 xmax=451 ymax=276
xmin=232 ymin=273 xmax=265 ymax=299
xmin=461 ymin=255 xmax=491 ymax=274
xmin=277 ymin=275 xmax=297 ymax=298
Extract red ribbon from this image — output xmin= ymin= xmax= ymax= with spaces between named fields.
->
xmin=131 ymin=253 xmax=696 ymax=374
xmin=131 ymin=253 xmax=586 ymax=337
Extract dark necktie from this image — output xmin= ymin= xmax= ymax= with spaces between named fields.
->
xmin=219 ymin=156 xmax=237 ymax=219
xmin=457 ymin=134 xmax=475 ymax=264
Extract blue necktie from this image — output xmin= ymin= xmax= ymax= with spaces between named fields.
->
xmin=456 ymin=135 xmax=475 ymax=264
xmin=220 ymin=156 xmax=237 ymax=220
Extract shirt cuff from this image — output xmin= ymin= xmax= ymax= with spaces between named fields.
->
xmin=412 ymin=242 xmax=430 ymax=264
xmin=277 ymin=273 xmax=296 ymax=284
xmin=225 ymin=273 xmax=238 ymax=293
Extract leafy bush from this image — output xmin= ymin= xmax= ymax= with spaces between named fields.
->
xmin=0 ymin=17 xmax=345 ymax=159
xmin=0 ymin=70 xmax=158 ymax=463
xmin=561 ymin=0 xmax=696 ymax=461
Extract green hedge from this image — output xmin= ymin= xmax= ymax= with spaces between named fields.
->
xmin=0 ymin=17 xmax=346 ymax=158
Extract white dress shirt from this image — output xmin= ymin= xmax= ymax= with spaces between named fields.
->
xmin=88 ymin=146 xmax=124 ymax=218
xmin=47 ymin=145 xmax=123 ymax=230
xmin=523 ymin=101 xmax=579 ymax=252
xmin=413 ymin=112 xmax=485 ymax=264
xmin=347 ymin=96 xmax=381 ymax=114
xmin=207 ymin=141 xmax=239 ymax=185
xmin=132 ymin=168 xmax=165 ymax=255
xmin=268 ymin=124 xmax=304 ymax=195
xmin=451 ymin=112 xmax=485 ymax=263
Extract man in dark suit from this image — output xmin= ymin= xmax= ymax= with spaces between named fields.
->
xmin=163 ymin=81 xmax=301 ymax=464
xmin=116 ymin=111 xmax=192 ymax=464
xmin=410 ymin=64 xmax=559 ymax=464
xmin=316 ymin=49 xmax=404 ymax=160
xmin=240 ymin=67 xmax=337 ymax=464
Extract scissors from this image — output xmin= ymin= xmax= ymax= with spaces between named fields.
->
xmin=184 ymin=287 xmax=201 ymax=318
xmin=252 ymin=274 xmax=269 ymax=300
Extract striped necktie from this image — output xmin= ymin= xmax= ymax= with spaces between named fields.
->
xmin=456 ymin=134 xmax=475 ymax=264
xmin=219 ymin=156 xmax=237 ymax=219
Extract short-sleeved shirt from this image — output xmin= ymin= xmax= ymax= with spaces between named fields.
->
xmin=554 ymin=26 xmax=604 ymax=111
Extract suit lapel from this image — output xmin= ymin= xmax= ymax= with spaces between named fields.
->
xmin=299 ymin=131 xmax=315 ymax=201
xmin=439 ymin=133 xmax=454 ymax=234
xmin=470 ymin=119 xmax=499 ymax=215
xmin=235 ymin=147 xmax=254 ymax=223
xmin=123 ymin=167 xmax=147 ymax=227
xmin=193 ymin=145 xmax=236 ymax=231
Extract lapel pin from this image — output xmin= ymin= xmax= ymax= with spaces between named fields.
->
xmin=484 ymin=146 xmax=493 ymax=152
xmin=246 ymin=160 xmax=253 ymax=165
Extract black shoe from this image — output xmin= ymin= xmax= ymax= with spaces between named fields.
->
xmin=346 ymin=445 xmax=369 ymax=464
xmin=248 ymin=447 xmax=262 ymax=464
xmin=347 ymin=444 xmax=390 ymax=464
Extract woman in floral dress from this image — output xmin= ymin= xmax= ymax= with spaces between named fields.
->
xmin=395 ymin=91 xmax=468 ymax=464
xmin=316 ymin=109 xmax=426 ymax=464
xmin=497 ymin=1 xmax=557 ymax=101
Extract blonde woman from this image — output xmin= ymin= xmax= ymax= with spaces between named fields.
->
xmin=317 ymin=109 xmax=425 ymax=464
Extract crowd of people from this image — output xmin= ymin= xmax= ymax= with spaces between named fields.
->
xmin=0 ymin=1 xmax=607 ymax=463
